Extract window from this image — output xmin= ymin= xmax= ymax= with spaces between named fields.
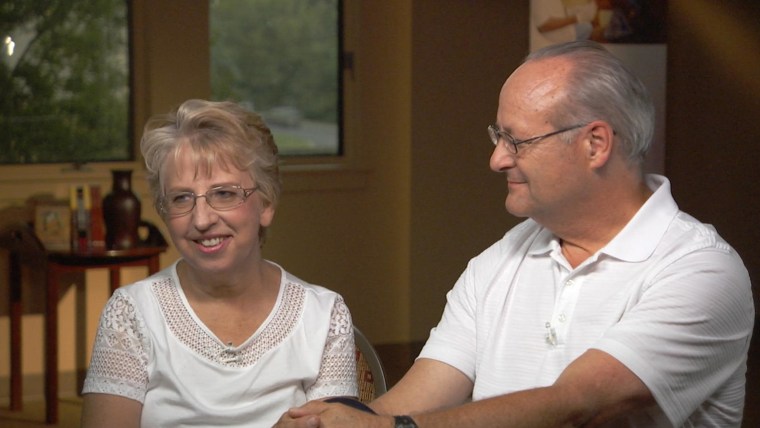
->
xmin=0 ymin=1 xmax=131 ymax=164
xmin=209 ymin=0 xmax=342 ymax=157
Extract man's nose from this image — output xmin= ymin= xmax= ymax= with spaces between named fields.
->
xmin=489 ymin=142 xmax=516 ymax=172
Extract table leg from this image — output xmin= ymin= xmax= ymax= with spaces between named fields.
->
xmin=148 ymin=254 xmax=160 ymax=275
xmin=9 ymin=251 xmax=22 ymax=411
xmin=76 ymin=281 xmax=88 ymax=395
xmin=109 ymin=267 xmax=120 ymax=294
xmin=45 ymin=266 xmax=60 ymax=424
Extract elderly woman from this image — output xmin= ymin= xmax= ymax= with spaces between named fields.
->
xmin=81 ymin=99 xmax=357 ymax=427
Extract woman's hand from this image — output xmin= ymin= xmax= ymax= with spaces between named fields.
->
xmin=274 ymin=400 xmax=391 ymax=428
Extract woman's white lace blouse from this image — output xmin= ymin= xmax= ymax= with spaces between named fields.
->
xmin=82 ymin=261 xmax=357 ymax=427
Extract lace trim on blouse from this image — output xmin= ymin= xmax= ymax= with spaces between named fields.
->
xmin=83 ymin=273 xmax=357 ymax=402
xmin=153 ymin=276 xmax=305 ymax=368
xmin=307 ymin=295 xmax=357 ymax=399
xmin=82 ymin=291 xmax=150 ymax=402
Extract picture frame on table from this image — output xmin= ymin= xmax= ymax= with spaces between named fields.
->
xmin=34 ymin=203 xmax=72 ymax=251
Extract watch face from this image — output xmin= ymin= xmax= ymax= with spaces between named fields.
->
xmin=394 ymin=415 xmax=419 ymax=428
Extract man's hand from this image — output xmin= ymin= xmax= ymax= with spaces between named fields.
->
xmin=274 ymin=401 xmax=324 ymax=428
xmin=274 ymin=400 xmax=392 ymax=428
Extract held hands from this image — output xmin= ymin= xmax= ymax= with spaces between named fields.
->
xmin=274 ymin=402 xmax=320 ymax=428
xmin=274 ymin=400 xmax=391 ymax=428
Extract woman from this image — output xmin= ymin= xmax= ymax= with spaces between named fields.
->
xmin=81 ymin=99 xmax=357 ymax=427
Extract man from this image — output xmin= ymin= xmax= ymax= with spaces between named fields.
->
xmin=277 ymin=40 xmax=754 ymax=427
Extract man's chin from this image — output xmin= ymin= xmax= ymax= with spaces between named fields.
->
xmin=505 ymin=200 xmax=530 ymax=218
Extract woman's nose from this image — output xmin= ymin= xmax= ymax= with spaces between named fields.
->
xmin=190 ymin=197 xmax=219 ymax=229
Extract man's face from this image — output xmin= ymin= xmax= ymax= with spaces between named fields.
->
xmin=489 ymin=58 xmax=591 ymax=225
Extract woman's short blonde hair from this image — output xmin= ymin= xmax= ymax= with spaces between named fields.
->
xmin=140 ymin=99 xmax=282 ymax=239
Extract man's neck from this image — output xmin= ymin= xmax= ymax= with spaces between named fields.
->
xmin=551 ymin=179 xmax=653 ymax=269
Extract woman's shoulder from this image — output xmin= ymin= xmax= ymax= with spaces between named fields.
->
xmin=271 ymin=263 xmax=347 ymax=317
xmin=269 ymin=261 xmax=338 ymax=296
xmin=284 ymin=269 xmax=341 ymax=299
xmin=114 ymin=261 xmax=178 ymax=302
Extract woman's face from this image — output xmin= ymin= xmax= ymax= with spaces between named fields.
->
xmin=161 ymin=146 xmax=274 ymax=278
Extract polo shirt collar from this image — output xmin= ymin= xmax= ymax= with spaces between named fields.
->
xmin=600 ymin=174 xmax=679 ymax=262
xmin=526 ymin=174 xmax=680 ymax=263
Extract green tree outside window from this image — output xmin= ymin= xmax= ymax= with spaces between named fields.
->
xmin=0 ymin=0 xmax=130 ymax=164
xmin=210 ymin=0 xmax=340 ymax=156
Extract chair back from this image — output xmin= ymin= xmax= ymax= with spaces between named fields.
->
xmin=354 ymin=326 xmax=387 ymax=404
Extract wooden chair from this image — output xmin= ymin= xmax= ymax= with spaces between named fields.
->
xmin=354 ymin=326 xmax=387 ymax=403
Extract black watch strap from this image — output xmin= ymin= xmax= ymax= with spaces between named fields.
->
xmin=394 ymin=415 xmax=419 ymax=428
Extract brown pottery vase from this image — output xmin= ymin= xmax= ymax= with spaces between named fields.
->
xmin=103 ymin=169 xmax=141 ymax=250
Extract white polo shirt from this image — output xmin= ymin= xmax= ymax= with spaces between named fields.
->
xmin=420 ymin=175 xmax=754 ymax=427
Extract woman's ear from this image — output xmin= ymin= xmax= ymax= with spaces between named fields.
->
xmin=259 ymin=202 xmax=276 ymax=228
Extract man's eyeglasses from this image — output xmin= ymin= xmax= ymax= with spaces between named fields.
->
xmin=160 ymin=185 xmax=259 ymax=217
xmin=487 ymin=123 xmax=587 ymax=154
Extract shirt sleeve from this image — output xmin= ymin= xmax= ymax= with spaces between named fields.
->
xmin=306 ymin=295 xmax=358 ymax=400
xmin=418 ymin=256 xmax=483 ymax=381
xmin=417 ymin=225 xmax=533 ymax=381
xmin=594 ymin=247 xmax=754 ymax=426
xmin=82 ymin=290 xmax=151 ymax=403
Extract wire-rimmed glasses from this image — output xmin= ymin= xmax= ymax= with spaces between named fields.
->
xmin=487 ymin=123 xmax=587 ymax=154
xmin=160 ymin=185 xmax=259 ymax=217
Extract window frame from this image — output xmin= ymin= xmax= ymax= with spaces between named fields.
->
xmin=0 ymin=0 xmax=365 ymax=209
xmin=266 ymin=0 xmax=367 ymax=192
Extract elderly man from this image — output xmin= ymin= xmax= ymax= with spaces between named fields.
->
xmin=277 ymin=40 xmax=754 ymax=428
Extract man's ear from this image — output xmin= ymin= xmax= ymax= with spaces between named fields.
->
xmin=586 ymin=122 xmax=615 ymax=168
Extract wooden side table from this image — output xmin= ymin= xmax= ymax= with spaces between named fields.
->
xmin=2 ymin=223 xmax=166 ymax=424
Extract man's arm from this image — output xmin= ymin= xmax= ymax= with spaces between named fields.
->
xmin=408 ymin=349 xmax=654 ymax=428
xmin=370 ymin=358 xmax=474 ymax=415
xmin=278 ymin=348 xmax=654 ymax=427
xmin=276 ymin=358 xmax=473 ymax=427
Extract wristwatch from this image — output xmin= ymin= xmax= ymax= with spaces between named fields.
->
xmin=394 ymin=415 xmax=419 ymax=428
